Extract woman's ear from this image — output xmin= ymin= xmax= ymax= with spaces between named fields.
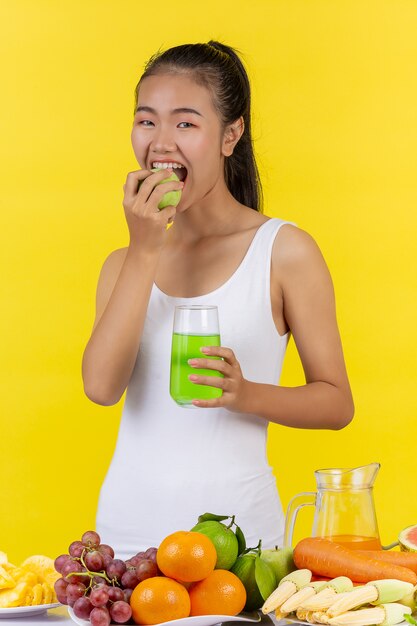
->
xmin=221 ymin=116 xmax=245 ymax=157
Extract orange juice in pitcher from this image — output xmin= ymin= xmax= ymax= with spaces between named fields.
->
xmin=284 ymin=463 xmax=387 ymax=548
xmin=323 ymin=534 xmax=382 ymax=550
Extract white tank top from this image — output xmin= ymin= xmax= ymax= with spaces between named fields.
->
xmin=96 ymin=218 xmax=292 ymax=559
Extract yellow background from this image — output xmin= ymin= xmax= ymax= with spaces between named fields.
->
xmin=1 ymin=0 xmax=416 ymax=563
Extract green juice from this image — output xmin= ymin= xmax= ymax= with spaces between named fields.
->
xmin=170 ymin=332 xmax=223 ymax=406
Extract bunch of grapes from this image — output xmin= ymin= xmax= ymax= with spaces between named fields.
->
xmin=54 ymin=530 xmax=159 ymax=625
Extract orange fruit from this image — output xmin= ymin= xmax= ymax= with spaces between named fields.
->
xmin=130 ymin=576 xmax=190 ymax=624
xmin=157 ymin=531 xmax=217 ymax=582
xmin=189 ymin=569 xmax=246 ymax=616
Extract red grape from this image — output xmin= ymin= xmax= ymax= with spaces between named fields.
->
xmin=62 ymin=560 xmax=82 ymax=583
xmin=144 ymin=547 xmax=158 ymax=562
xmin=136 ymin=559 xmax=158 ymax=582
xmin=90 ymin=606 xmax=110 ymax=626
xmin=82 ymin=530 xmax=101 ymax=548
xmin=73 ymin=596 xmax=93 ymax=619
xmin=90 ymin=586 xmax=109 ymax=608
xmin=107 ymin=586 xmax=125 ymax=602
xmin=123 ymin=588 xmax=133 ymax=603
xmin=102 ymin=553 xmax=113 ymax=568
xmin=54 ymin=578 xmax=68 ymax=604
xmin=54 ymin=554 xmax=71 ymax=574
xmin=98 ymin=544 xmax=114 ymax=558
xmin=69 ymin=541 xmax=85 ymax=558
xmin=66 ymin=581 xmax=86 ymax=606
xmin=106 ymin=559 xmax=126 ymax=581
xmin=120 ymin=569 xmax=138 ymax=589
xmin=85 ymin=550 xmax=104 ymax=572
xmin=135 ymin=551 xmax=146 ymax=559
xmin=109 ymin=600 xmax=132 ymax=624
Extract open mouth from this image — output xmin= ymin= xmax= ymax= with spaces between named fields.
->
xmin=151 ymin=161 xmax=188 ymax=183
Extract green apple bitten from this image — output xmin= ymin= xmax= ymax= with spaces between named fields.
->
xmin=151 ymin=168 xmax=182 ymax=210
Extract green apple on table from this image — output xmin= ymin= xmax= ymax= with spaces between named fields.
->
xmin=260 ymin=545 xmax=296 ymax=583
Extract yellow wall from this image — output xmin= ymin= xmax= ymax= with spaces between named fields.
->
xmin=1 ymin=1 xmax=416 ymax=563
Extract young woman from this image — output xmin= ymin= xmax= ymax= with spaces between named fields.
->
xmin=82 ymin=41 xmax=354 ymax=559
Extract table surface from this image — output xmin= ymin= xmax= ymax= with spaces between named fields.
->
xmin=0 ymin=606 xmax=285 ymax=626
xmin=0 ymin=605 xmax=71 ymax=625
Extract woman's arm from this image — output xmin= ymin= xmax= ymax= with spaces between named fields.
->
xmin=189 ymin=226 xmax=354 ymax=430
xmin=82 ymin=246 xmax=159 ymax=406
xmin=82 ymin=168 xmax=183 ymax=406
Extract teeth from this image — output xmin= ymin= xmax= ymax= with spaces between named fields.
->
xmin=152 ymin=161 xmax=186 ymax=169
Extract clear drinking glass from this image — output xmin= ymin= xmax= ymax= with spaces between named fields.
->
xmin=170 ymin=305 xmax=223 ymax=407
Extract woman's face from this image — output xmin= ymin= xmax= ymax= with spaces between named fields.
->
xmin=131 ymin=72 xmax=228 ymax=211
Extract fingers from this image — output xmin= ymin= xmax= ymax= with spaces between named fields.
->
xmin=189 ymin=374 xmax=226 ymax=390
xmin=123 ymin=168 xmax=153 ymax=199
xmin=187 ymin=348 xmax=238 ymax=388
xmin=198 ymin=346 xmax=238 ymax=364
xmin=188 ymin=357 xmax=230 ymax=375
xmin=192 ymin=397 xmax=224 ymax=409
xmin=149 ymin=179 xmax=183 ymax=208
xmin=124 ymin=168 xmax=182 ymax=207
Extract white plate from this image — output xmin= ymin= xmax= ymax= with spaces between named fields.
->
xmin=68 ymin=606 xmax=261 ymax=626
xmin=0 ymin=603 xmax=60 ymax=618
xmin=282 ymin=617 xmax=408 ymax=626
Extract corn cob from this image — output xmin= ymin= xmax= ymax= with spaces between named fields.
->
xmin=296 ymin=594 xmax=351 ymax=622
xmin=397 ymin=584 xmax=417 ymax=612
xmin=327 ymin=602 xmax=411 ymax=626
xmin=327 ymin=579 xmax=414 ymax=618
xmin=261 ymin=568 xmax=312 ymax=614
xmin=300 ymin=577 xmax=354 ymax=611
xmin=296 ymin=607 xmax=310 ymax=621
xmin=280 ymin=581 xmax=328 ymax=614
xmin=311 ymin=610 xmax=331 ymax=624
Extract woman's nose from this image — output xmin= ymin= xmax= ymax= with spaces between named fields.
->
xmin=151 ymin=125 xmax=177 ymax=153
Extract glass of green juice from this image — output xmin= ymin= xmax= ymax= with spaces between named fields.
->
xmin=170 ymin=305 xmax=223 ymax=407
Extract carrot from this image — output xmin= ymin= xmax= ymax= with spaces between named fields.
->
xmin=293 ymin=537 xmax=417 ymax=585
xmin=355 ymin=549 xmax=417 ymax=575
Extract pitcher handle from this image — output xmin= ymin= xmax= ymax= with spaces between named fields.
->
xmin=283 ymin=491 xmax=316 ymax=548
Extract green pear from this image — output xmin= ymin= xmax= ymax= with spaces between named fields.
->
xmin=151 ymin=168 xmax=182 ymax=210
xmin=260 ymin=546 xmax=296 ymax=583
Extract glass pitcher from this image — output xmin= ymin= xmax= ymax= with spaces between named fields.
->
xmin=283 ymin=463 xmax=394 ymax=549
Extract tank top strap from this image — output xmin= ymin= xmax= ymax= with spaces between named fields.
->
xmin=226 ymin=217 xmax=295 ymax=332
xmin=240 ymin=217 xmax=296 ymax=280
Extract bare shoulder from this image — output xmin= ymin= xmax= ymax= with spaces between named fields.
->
xmin=272 ymin=223 xmax=333 ymax=289
xmin=273 ymin=223 xmax=326 ymax=266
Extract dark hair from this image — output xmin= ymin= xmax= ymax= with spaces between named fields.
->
xmin=134 ymin=41 xmax=263 ymax=212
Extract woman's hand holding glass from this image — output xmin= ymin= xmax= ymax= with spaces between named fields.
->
xmin=122 ymin=168 xmax=184 ymax=252
xmin=188 ymin=346 xmax=250 ymax=411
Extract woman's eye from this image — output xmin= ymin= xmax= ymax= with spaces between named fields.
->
xmin=178 ymin=122 xmax=193 ymax=128
xmin=137 ymin=119 xmax=153 ymax=126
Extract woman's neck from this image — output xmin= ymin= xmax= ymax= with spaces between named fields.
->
xmin=169 ymin=179 xmax=252 ymax=243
